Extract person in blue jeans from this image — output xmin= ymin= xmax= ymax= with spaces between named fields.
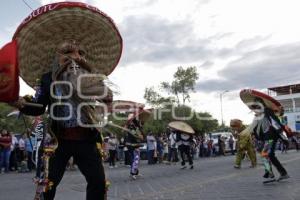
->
xmin=24 ymin=131 xmax=35 ymax=172
xmin=0 ymin=129 xmax=12 ymax=173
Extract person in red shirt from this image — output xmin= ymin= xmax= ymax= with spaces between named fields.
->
xmin=0 ymin=129 xmax=12 ymax=173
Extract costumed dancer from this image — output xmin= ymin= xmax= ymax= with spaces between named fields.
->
xmin=124 ymin=111 xmax=148 ymax=180
xmin=7 ymin=2 xmax=122 ymax=200
xmin=240 ymin=89 xmax=290 ymax=183
xmin=230 ymin=119 xmax=257 ymax=169
xmin=168 ymin=121 xmax=195 ymax=169
xmin=123 ymin=109 xmax=152 ymax=180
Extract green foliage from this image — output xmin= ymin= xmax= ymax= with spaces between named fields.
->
xmin=160 ymin=66 xmax=198 ymax=104
xmin=102 ymin=113 xmax=128 ymax=138
xmin=189 ymin=112 xmax=219 ymax=134
xmin=142 ymin=66 xmax=219 ymax=135
xmin=142 ymin=104 xmax=218 ymax=136
xmin=0 ymin=103 xmax=30 ymax=133
xmin=144 ymin=87 xmax=175 ymax=107
xmin=144 ymin=66 xmax=198 ymax=106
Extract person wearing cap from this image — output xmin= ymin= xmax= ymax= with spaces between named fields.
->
xmin=230 ymin=119 xmax=257 ymax=169
xmin=9 ymin=3 xmax=122 ymax=199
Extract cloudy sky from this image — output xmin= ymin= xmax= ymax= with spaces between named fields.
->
xmin=1 ymin=0 xmax=300 ymax=125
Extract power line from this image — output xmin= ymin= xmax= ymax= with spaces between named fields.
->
xmin=22 ymin=0 xmax=34 ymax=11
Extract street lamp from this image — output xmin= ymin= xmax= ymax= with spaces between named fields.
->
xmin=220 ymin=90 xmax=229 ymax=127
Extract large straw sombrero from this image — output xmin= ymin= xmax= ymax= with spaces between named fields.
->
xmin=168 ymin=121 xmax=195 ymax=135
xmin=240 ymin=89 xmax=282 ymax=112
xmin=13 ymin=2 xmax=122 ymax=87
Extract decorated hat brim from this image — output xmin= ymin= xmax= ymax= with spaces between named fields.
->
xmin=13 ymin=2 xmax=122 ymax=87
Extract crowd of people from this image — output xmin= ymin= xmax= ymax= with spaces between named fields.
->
xmin=0 ymin=129 xmax=37 ymax=173
xmin=100 ymin=130 xmax=300 ymax=169
xmin=1 ymin=2 xmax=298 ymax=199
xmin=1 ymin=127 xmax=299 ymax=175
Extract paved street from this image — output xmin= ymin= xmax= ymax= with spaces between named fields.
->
xmin=1 ymin=151 xmax=300 ymax=200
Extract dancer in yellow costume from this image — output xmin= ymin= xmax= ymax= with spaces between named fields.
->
xmin=230 ymin=119 xmax=257 ymax=169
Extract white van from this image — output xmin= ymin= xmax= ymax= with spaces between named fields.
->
xmin=209 ymin=132 xmax=236 ymax=153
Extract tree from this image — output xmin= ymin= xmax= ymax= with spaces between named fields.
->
xmin=161 ymin=66 xmax=198 ymax=105
xmin=142 ymin=66 xmax=220 ymax=135
xmin=0 ymin=103 xmax=32 ymax=133
xmin=144 ymin=86 xmax=175 ymax=107
xmin=103 ymin=112 xmax=128 ymax=138
xmin=142 ymin=104 xmax=219 ymax=136
xmin=189 ymin=112 xmax=219 ymax=135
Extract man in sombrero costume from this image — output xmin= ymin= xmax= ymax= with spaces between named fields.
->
xmin=230 ymin=119 xmax=257 ymax=169
xmin=240 ymin=89 xmax=290 ymax=182
xmin=10 ymin=2 xmax=122 ymax=199
xmin=168 ymin=121 xmax=195 ymax=169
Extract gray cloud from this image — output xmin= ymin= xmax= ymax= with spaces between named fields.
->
xmin=119 ymin=15 xmax=209 ymax=65
xmin=117 ymin=14 xmax=269 ymax=69
xmin=118 ymin=15 xmax=234 ymax=67
xmin=197 ymin=42 xmax=300 ymax=93
xmin=200 ymin=60 xmax=214 ymax=68
xmin=235 ymin=35 xmax=271 ymax=50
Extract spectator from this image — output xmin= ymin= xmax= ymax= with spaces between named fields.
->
xmin=228 ymin=135 xmax=235 ymax=155
xmin=207 ymin=140 xmax=213 ymax=157
xmin=118 ymin=137 xmax=125 ymax=163
xmin=162 ymin=136 xmax=169 ymax=161
xmin=155 ymin=136 xmax=163 ymax=163
xmin=24 ymin=131 xmax=35 ymax=172
xmin=123 ymin=145 xmax=131 ymax=166
xmin=291 ymin=134 xmax=299 ymax=151
xmin=103 ymin=137 xmax=110 ymax=162
xmin=18 ymin=134 xmax=26 ymax=164
xmin=146 ymin=132 xmax=156 ymax=164
xmin=218 ymin=135 xmax=226 ymax=156
xmin=168 ymin=131 xmax=178 ymax=163
xmin=0 ymin=129 xmax=12 ymax=173
xmin=9 ymin=132 xmax=19 ymax=171
xmin=193 ymin=138 xmax=200 ymax=160
xmin=280 ymin=140 xmax=288 ymax=154
xmin=202 ymin=139 xmax=208 ymax=157
xmin=108 ymin=134 xmax=118 ymax=168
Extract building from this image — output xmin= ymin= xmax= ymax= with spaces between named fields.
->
xmin=267 ymin=84 xmax=300 ymax=132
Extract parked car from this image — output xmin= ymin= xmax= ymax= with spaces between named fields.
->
xmin=209 ymin=132 xmax=237 ymax=153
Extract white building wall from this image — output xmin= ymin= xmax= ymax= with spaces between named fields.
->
xmin=274 ymin=94 xmax=300 ymax=132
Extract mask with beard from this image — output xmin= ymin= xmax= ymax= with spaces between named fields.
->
xmin=51 ymin=56 xmax=113 ymax=130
